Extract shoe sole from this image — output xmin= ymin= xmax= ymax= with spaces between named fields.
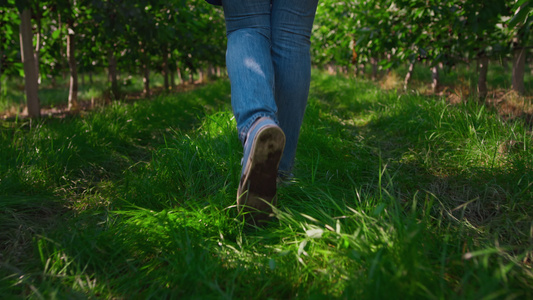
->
xmin=237 ymin=124 xmax=285 ymax=225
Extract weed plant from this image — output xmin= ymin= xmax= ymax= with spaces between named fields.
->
xmin=1 ymin=73 xmax=532 ymax=298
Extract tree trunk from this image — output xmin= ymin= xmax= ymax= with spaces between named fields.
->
xmin=0 ymin=24 xmax=5 ymax=94
xmin=371 ymin=57 xmax=378 ymax=80
xmin=0 ymin=48 xmax=3 ymax=95
xmin=177 ymin=67 xmax=183 ymax=84
xmin=207 ymin=64 xmax=215 ymax=80
xmin=512 ymin=46 xmax=526 ymax=95
xmin=170 ymin=69 xmax=176 ymax=90
xmin=108 ymin=49 xmax=119 ymax=100
xmin=431 ymin=64 xmax=440 ymax=94
xmin=404 ymin=60 xmax=416 ymax=90
xmin=477 ymin=56 xmax=489 ymax=100
xmin=385 ymin=53 xmax=392 ymax=75
xmin=143 ymin=58 xmax=150 ymax=97
xmin=58 ymin=12 xmax=67 ymax=80
xmin=162 ymin=49 xmax=169 ymax=91
xmin=354 ymin=63 xmax=364 ymax=77
xmin=34 ymin=8 xmax=42 ymax=85
xmin=19 ymin=8 xmax=40 ymax=118
xmin=502 ymin=57 xmax=509 ymax=73
xmin=67 ymin=21 xmax=78 ymax=111
xmin=199 ymin=69 xmax=204 ymax=83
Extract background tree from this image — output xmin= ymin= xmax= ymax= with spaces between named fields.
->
xmin=17 ymin=0 xmax=40 ymax=117
xmin=313 ymin=0 xmax=522 ymax=97
xmin=508 ymin=0 xmax=533 ymax=94
xmin=56 ymin=0 xmax=82 ymax=110
xmin=88 ymin=0 xmax=130 ymax=100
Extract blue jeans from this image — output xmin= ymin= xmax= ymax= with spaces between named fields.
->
xmin=222 ymin=0 xmax=318 ymax=174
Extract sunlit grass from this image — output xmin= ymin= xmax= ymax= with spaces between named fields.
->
xmin=1 ymin=72 xmax=532 ymax=298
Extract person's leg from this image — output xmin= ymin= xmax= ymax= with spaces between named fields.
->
xmin=223 ymin=0 xmax=285 ymax=225
xmin=271 ymin=0 xmax=319 ymax=175
xmin=222 ymin=0 xmax=278 ymax=143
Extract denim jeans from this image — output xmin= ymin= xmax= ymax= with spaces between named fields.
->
xmin=222 ymin=0 xmax=318 ymax=174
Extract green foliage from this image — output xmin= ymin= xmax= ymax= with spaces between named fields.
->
xmin=510 ymin=0 xmax=533 ymax=28
xmin=313 ymin=0 xmax=515 ymax=72
xmin=0 ymin=0 xmax=226 ymax=94
xmin=0 ymin=3 xmax=22 ymax=79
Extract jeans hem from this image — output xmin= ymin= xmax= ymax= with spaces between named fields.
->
xmin=239 ymin=113 xmax=278 ymax=144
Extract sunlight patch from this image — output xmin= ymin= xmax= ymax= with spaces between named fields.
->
xmin=244 ymin=58 xmax=265 ymax=78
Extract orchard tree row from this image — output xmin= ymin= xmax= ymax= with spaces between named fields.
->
xmin=4 ymin=0 xmax=532 ymax=118
xmin=0 ymin=0 xmax=226 ymax=117
xmin=312 ymin=0 xmax=532 ymax=98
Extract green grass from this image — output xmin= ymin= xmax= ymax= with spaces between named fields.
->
xmin=1 ymin=72 xmax=532 ymax=298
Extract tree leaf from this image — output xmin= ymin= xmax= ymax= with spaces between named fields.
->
xmin=51 ymin=29 xmax=61 ymax=40
xmin=509 ymin=2 xmax=532 ymax=28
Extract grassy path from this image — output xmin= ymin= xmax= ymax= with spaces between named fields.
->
xmin=1 ymin=73 xmax=532 ymax=298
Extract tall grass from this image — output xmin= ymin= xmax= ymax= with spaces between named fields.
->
xmin=1 ymin=73 xmax=532 ymax=298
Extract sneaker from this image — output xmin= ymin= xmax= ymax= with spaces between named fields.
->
xmin=237 ymin=117 xmax=285 ymax=225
